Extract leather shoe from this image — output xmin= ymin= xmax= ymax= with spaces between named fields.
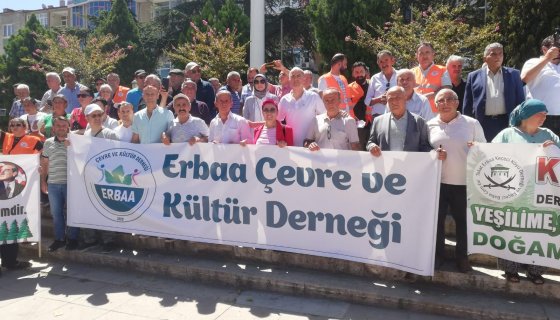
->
xmin=6 ymin=261 xmax=32 ymax=270
xmin=48 ymin=240 xmax=66 ymax=252
xmin=457 ymin=258 xmax=473 ymax=273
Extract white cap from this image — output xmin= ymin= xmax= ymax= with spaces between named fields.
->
xmin=84 ymin=104 xmax=104 ymax=116
xmin=185 ymin=62 xmax=200 ymax=71
xmin=62 ymin=67 xmax=75 ymax=75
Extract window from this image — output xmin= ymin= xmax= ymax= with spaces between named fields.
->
xmin=3 ymin=24 xmax=13 ymax=38
xmin=37 ymin=13 xmax=49 ymax=27
xmin=72 ymin=6 xmax=84 ymax=28
xmin=88 ymin=1 xmax=112 ymax=17
xmin=127 ymin=0 xmax=137 ymax=16
xmin=61 ymin=15 xmax=67 ymax=27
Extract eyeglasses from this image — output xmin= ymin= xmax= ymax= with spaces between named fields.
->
xmin=435 ymin=98 xmax=458 ymax=105
xmin=77 ymin=94 xmax=90 ymax=98
xmin=262 ymin=108 xmax=276 ymax=113
xmin=9 ymin=123 xmax=23 ymax=128
xmin=254 ymin=79 xmax=266 ymax=84
xmin=385 ymin=82 xmax=391 ymax=91
xmin=88 ymin=113 xmax=103 ymax=118
xmin=327 ymin=124 xmax=331 ymax=140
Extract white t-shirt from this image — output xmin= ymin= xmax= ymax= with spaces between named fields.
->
xmin=114 ymin=125 xmax=133 ymax=142
xmin=278 ymin=90 xmax=326 ymax=147
xmin=522 ymin=57 xmax=560 ymax=115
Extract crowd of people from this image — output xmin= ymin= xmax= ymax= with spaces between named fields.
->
xmin=1 ymin=36 xmax=560 ymax=284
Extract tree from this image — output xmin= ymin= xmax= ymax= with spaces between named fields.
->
xmin=18 ymin=218 xmax=33 ymax=241
xmin=264 ymin=7 xmax=316 ymax=68
xmin=29 ymin=33 xmax=127 ymax=89
xmin=215 ymin=0 xmax=250 ymax=45
xmin=489 ymin=0 xmax=560 ymax=68
xmin=167 ymin=20 xmax=247 ymax=82
xmin=3 ymin=14 xmax=50 ymax=100
xmin=346 ymin=4 xmax=499 ymax=71
xmin=6 ymin=220 xmax=19 ymax=243
xmin=307 ymin=0 xmax=391 ymax=73
xmin=94 ymin=0 xmax=151 ymax=85
xmin=0 ymin=221 xmax=8 ymax=244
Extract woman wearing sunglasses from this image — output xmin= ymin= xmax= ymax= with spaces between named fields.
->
xmin=243 ymin=74 xmax=278 ymax=123
xmin=253 ymin=99 xmax=293 ymax=147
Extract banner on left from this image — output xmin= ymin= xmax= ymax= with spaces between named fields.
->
xmin=0 ymin=154 xmax=40 ymax=244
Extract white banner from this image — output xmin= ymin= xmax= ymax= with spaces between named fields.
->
xmin=68 ymin=135 xmax=440 ymax=275
xmin=0 ymin=154 xmax=40 ymax=244
xmin=467 ymin=143 xmax=560 ymax=269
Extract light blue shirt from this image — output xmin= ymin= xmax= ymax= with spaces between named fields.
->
xmin=59 ymin=82 xmax=86 ymax=113
xmin=132 ymin=106 xmax=174 ymax=144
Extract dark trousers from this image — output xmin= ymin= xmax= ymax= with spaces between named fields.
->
xmin=543 ymin=115 xmax=560 ymax=136
xmin=480 ymin=114 xmax=508 ymax=141
xmin=436 ymin=184 xmax=467 ymax=260
xmin=0 ymin=243 xmax=18 ymax=268
xmin=358 ymin=122 xmax=372 ymax=151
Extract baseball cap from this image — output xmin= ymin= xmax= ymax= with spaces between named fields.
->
xmin=185 ymin=62 xmax=200 ymax=72
xmin=62 ymin=67 xmax=76 ymax=75
xmin=135 ymin=69 xmax=147 ymax=77
xmin=169 ymin=69 xmax=184 ymax=76
xmin=84 ymin=104 xmax=104 ymax=116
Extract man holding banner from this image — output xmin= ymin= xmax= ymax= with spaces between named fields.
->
xmin=0 ymin=118 xmax=43 ymax=273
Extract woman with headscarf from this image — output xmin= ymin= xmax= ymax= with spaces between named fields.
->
xmin=242 ymin=74 xmax=278 ymax=122
xmin=492 ymin=99 xmax=558 ymax=284
xmin=253 ymin=99 xmax=293 ymax=147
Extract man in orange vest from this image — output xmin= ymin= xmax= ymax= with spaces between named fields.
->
xmin=0 ymin=118 xmax=43 ymax=275
xmin=107 ymin=72 xmax=130 ymax=104
xmin=318 ymin=53 xmax=354 ymax=112
xmin=411 ymin=42 xmax=451 ymax=112
xmin=348 ymin=61 xmax=371 ymax=150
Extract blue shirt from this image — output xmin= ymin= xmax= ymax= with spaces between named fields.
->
xmin=126 ymin=88 xmax=143 ymax=112
xmin=131 ymin=106 xmax=174 ymax=144
xmin=59 ymin=82 xmax=86 ymax=113
xmin=219 ymin=85 xmax=241 ymax=115
xmin=9 ymin=100 xmax=24 ymax=118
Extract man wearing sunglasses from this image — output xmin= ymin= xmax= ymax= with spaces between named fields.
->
xmin=184 ymin=62 xmax=215 ymax=114
xmin=305 ymin=88 xmax=360 ymax=151
xmin=126 ymin=69 xmax=147 ymax=112
xmin=0 ymin=118 xmax=43 ymax=274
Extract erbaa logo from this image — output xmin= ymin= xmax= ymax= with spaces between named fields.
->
xmin=84 ymin=148 xmax=156 ymax=222
xmin=473 ymin=155 xmax=525 ymax=202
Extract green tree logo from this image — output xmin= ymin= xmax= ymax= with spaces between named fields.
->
xmin=0 ymin=221 xmax=8 ymax=244
xmin=18 ymin=218 xmax=33 ymax=241
xmin=6 ymin=220 xmax=19 ymax=244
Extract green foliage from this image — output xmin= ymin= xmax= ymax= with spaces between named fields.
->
xmin=215 ymin=0 xmax=250 ymax=45
xmin=167 ymin=20 xmax=247 ymax=82
xmin=94 ymin=0 xmax=152 ymax=85
xmin=3 ymin=14 xmax=51 ymax=100
xmin=18 ymin=218 xmax=33 ymax=241
xmin=29 ymin=33 xmax=127 ymax=89
xmin=264 ymin=7 xmax=315 ymax=68
xmin=307 ymin=0 xmax=391 ymax=73
xmin=346 ymin=4 xmax=499 ymax=71
xmin=156 ymin=0 xmax=206 ymax=49
xmin=489 ymin=0 xmax=560 ymax=68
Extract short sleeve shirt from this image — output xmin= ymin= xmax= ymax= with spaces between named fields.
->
xmin=132 ymin=107 xmax=174 ymax=144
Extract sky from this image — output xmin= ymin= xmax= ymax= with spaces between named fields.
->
xmin=0 ymin=0 xmax=64 ymax=11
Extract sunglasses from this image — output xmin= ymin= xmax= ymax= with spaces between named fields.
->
xmin=385 ymin=82 xmax=391 ymax=91
xmin=254 ymin=79 xmax=266 ymax=84
xmin=262 ymin=108 xmax=276 ymax=113
xmin=88 ymin=113 xmax=104 ymax=118
xmin=9 ymin=123 xmax=23 ymax=128
xmin=77 ymin=94 xmax=90 ymax=98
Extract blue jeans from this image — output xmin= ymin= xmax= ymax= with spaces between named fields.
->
xmin=48 ymin=183 xmax=78 ymax=241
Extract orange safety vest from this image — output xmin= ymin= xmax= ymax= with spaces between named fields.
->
xmin=412 ymin=64 xmax=447 ymax=112
xmin=112 ymin=85 xmax=130 ymax=104
xmin=319 ymin=72 xmax=352 ymax=111
xmin=347 ymin=81 xmax=365 ymax=119
xmin=3 ymin=133 xmax=42 ymax=155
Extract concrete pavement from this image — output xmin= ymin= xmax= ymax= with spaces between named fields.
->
xmin=0 ymin=260 xmax=458 ymax=320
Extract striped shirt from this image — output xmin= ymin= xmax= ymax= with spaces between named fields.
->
xmin=41 ymin=136 xmax=68 ymax=184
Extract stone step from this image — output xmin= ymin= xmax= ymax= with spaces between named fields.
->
xmin=19 ymin=239 xmax=560 ymax=320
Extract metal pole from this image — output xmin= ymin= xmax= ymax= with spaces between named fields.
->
xmin=280 ymin=18 xmax=284 ymax=62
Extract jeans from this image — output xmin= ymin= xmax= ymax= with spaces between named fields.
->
xmin=48 ymin=183 xmax=78 ymax=241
